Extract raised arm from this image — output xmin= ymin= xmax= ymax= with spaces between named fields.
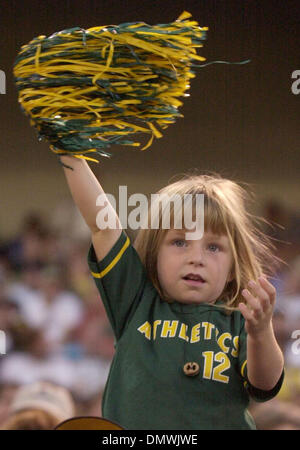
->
xmin=60 ymin=155 xmax=122 ymax=261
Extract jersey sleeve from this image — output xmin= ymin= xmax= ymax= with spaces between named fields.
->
xmin=238 ymin=317 xmax=284 ymax=402
xmin=87 ymin=231 xmax=149 ymax=341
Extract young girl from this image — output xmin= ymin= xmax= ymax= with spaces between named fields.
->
xmin=60 ymin=155 xmax=284 ymax=430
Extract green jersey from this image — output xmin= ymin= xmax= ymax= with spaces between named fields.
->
xmin=87 ymin=231 xmax=283 ymax=430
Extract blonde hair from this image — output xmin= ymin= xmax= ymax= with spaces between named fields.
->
xmin=1 ymin=381 xmax=75 ymax=430
xmin=134 ymin=172 xmax=281 ymax=310
xmin=0 ymin=409 xmax=60 ymax=430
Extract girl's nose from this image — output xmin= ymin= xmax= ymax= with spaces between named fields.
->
xmin=188 ymin=244 xmax=205 ymax=265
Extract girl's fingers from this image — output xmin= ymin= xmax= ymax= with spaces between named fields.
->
xmin=257 ymin=276 xmax=276 ymax=306
xmin=238 ymin=301 xmax=258 ymax=324
xmin=247 ymin=279 xmax=271 ymax=312
xmin=240 ymin=277 xmax=277 ymax=332
xmin=241 ymin=289 xmax=262 ymax=321
xmin=238 ymin=302 xmax=252 ymax=321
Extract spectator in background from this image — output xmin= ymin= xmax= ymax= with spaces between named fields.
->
xmin=0 ymin=310 xmax=112 ymax=409
xmin=0 ymin=324 xmax=75 ymax=388
xmin=5 ymin=263 xmax=83 ymax=353
xmin=38 ymin=265 xmax=83 ymax=352
xmin=0 ymin=212 xmax=48 ymax=272
xmin=249 ymin=398 xmax=300 ymax=430
xmin=0 ymin=384 xmax=19 ymax=427
xmin=5 ymin=261 xmax=47 ymax=330
xmin=0 ymin=381 xmax=75 ymax=430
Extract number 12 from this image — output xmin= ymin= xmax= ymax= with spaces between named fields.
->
xmin=202 ymin=351 xmax=230 ymax=383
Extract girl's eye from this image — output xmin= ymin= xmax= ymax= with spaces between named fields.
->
xmin=173 ymin=239 xmax=186 ymax=247
xmin=208 ymin=244 xmax=220 ymax=252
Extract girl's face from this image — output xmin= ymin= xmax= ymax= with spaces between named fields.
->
xmin=157 ymin=228 xmax=233 ymax=305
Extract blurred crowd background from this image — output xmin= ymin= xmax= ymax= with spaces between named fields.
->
xmin=0 ymin=205 xmax=114 ymax=428
xmin=0 ymin=196 xmax=299 ymax=429
xmin=1 ymin=0 xmax=299 ymax=431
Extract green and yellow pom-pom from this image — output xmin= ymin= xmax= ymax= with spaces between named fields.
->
xmin=13 ymin=11 xmax=208 ymax=163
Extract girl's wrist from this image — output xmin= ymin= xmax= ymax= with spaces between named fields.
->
xmin=247 ymin=323 xmax=274 ymax=342
xmin=58 ymin=156 xmax=74 ymax=171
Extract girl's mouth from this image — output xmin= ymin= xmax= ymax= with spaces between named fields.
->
xmin=182 ymin=274 xmax=206 ymax=285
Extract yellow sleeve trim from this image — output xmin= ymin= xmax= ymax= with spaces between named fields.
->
xmin=241 ymin=360 xmax=247 ymax=378
xmin=91 ymin=236 xmax=130 ymax=279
